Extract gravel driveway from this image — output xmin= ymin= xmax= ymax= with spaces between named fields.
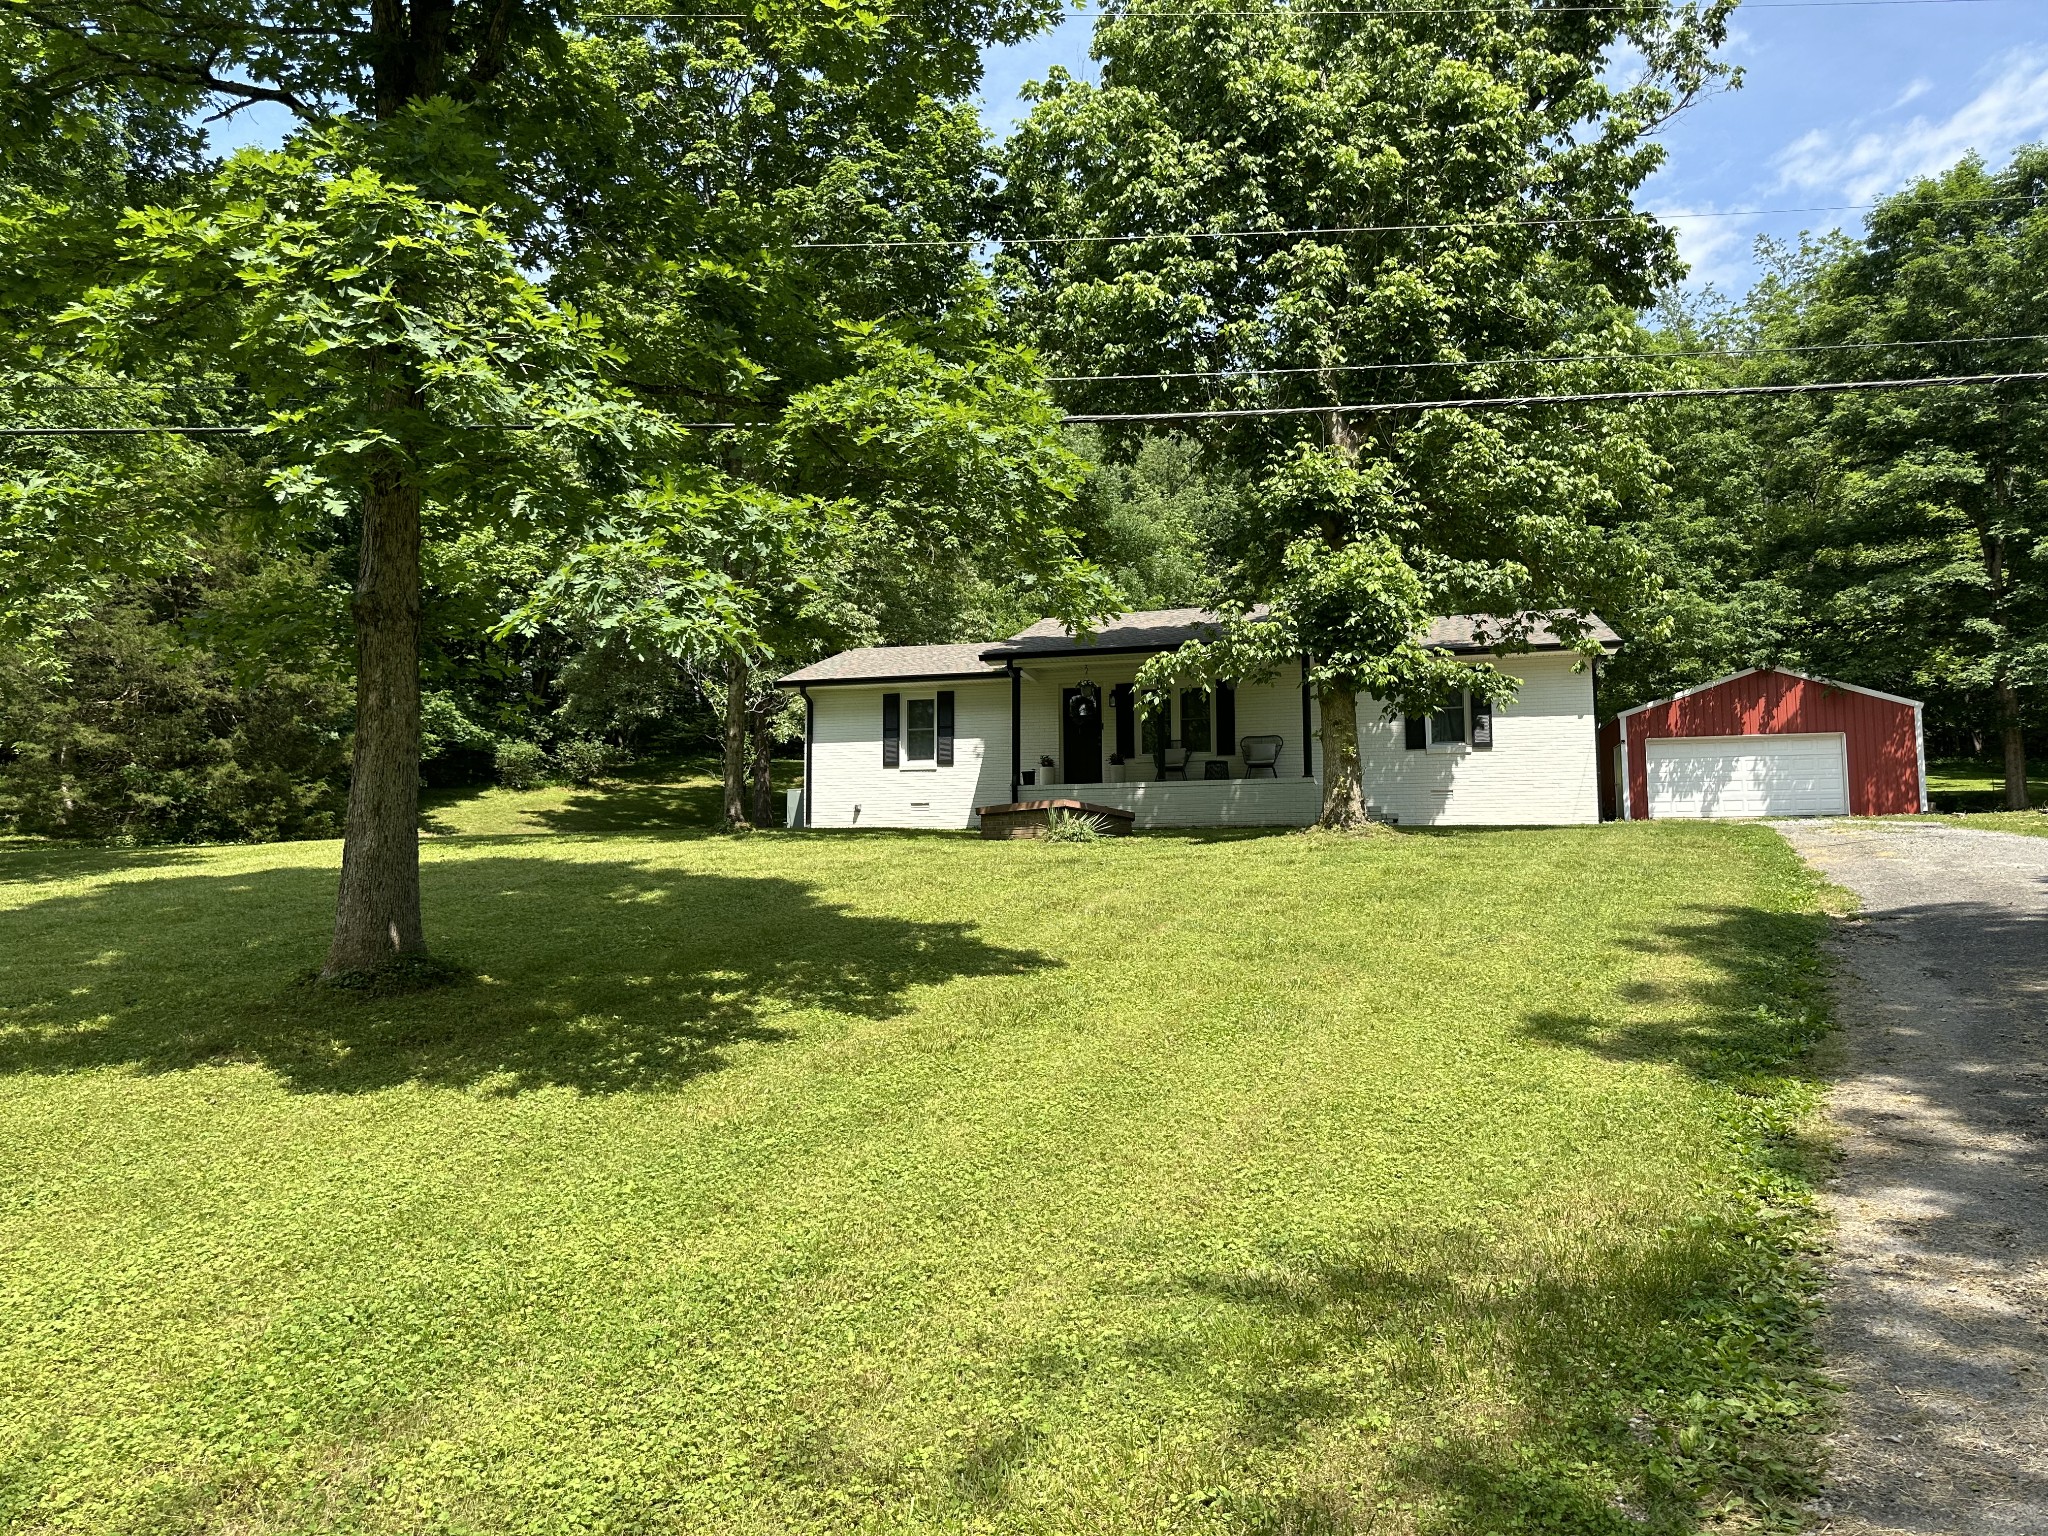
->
xmin=1773 ymin=819 xmax=2048 ymax=1534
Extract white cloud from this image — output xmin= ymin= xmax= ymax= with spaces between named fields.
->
xmin=1771 ymin=49 xmax=2048 ymax=202
xmin=1889 ymin=77 xmax=1934 ymax=110
xmin=1652 ymin=206 xmax=1759 ymax=290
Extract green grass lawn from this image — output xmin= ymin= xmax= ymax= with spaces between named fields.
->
xmin=0 ymin=791 xmax=1835 ymax=1535
xmin=1924 ymin=756 xmax=2048 ymax=811
xmin=418 ymin=757 xmax=802 ymax=839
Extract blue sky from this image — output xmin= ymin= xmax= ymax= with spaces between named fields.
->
xmin=978 ymin=1 xmax=2048 ymax=293
xmin=210 ymin=3 xmax=2048 ymax=295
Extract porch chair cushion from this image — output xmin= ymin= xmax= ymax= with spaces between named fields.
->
xmin=1239 ymin=734 xmax=1283 ymax=777
xmin=1157 ymin=745 xmax=1193 ymax=779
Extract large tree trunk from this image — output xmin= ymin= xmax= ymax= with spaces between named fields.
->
xmin=722 ymin=650 xmax=751 ymax=829
xmin=1316 ymin=683 xmax=1369 ymax=828
xmin=315 ymin=9 xmax=454 ymax=978
xmin=750 ymin=695 xmax=775 ymax=827
xmin=324 ymin=460 xmax=426 ymax=976
xmin=1998 ymin=679 xmax=2030 ymax=810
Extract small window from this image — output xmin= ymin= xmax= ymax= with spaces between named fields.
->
xmin=1430 ymin=695 xmax=1467 ymax=746
xmin=905 ymin=696 xmax=937 ymax=762
xmin=1180 ymin=689 xmax=1212 ymax=753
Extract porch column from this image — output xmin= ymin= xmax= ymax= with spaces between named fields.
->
xmin=1009 ymin=663 xmax=1022 ymax=802
xmin=799 ymin=685 xmax=812 ymax=827
xmin=1300 ymin=656 xmax=1314 ymax=777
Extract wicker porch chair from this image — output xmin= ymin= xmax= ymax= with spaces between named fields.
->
xmin=1239 ymin=734 xmax=1284 ymax=777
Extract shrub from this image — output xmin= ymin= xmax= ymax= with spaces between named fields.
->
xmin=494 ymin=739 xmax=549 ymax=790
xmin=552 ymin=737 xmax=617 ymax=786
xmin=0 ymin=573 xmax=349 ymax=843
xmin=1043 ymin=808 xmax=1109 ymax=843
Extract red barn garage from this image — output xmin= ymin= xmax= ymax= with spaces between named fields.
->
xmin=1597 ymin=669 xmax=1925 ymax=820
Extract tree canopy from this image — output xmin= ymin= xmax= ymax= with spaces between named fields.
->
xmin=999 ymin=0 xmax=1732 ymax=824
xmin=0 ymin=0 xmax=1104 ymax=969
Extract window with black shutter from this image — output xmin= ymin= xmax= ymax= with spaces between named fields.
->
xmin=882 ymin=692 xmax=901 ymax=767
xmin=1216 ymin=682 xmax=1237 ymax=757
xmin=1112 ymin=684 xmax=1136 ymax=759
xmin=1470 ymin=693 xmax=1493 ymax=749
xmin=935 ymin=691 xmax=955 ymax=766
xmin=1404 ymin=714 xmax=1427 ymax=750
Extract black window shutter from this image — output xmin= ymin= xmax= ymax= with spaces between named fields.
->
xmin=935 ymin=691 xmax=955 ymax=766
xmin=1216 ymin=682 xmax=1237 ymax=756
xmin=1404 ymin=714 xmax=1427 ymax=750
xmin=1470 ymin=693 xmax=1493 ymax=750
xmin=1112 ymin=684 xmax=1136 ymax=759
xmin=882 ymin=692 xmax=901 ymax=767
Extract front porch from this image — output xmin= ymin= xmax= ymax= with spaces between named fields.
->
xmin=1025 ymin=775 xmax=1321 ymax=828
xmin=1001 ymin=651 xmax=1319 ymax=822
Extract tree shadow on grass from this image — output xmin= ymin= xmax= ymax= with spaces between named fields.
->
xmin=1172 ymin=1217 xmax=1806 ymax=1535
xmin=0 ymin=852 xmax=1048 ymax=1095
xmin=524 ymin=777 xmax=737 ymax=835
xmin=1521 ymin=900 xmax=1837 ymax=1097
xmin=1124 ymin=901 xmax=1848 ymax=1533
xmin=0 ymin=841 xmax=227 ymax=889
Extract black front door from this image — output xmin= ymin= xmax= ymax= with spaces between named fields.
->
xmin=1062 ymin=685 xmax=1103 ymax=784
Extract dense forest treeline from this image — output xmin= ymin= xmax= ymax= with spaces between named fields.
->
xmin=1 ymin=0 xmax=2042 ymax=855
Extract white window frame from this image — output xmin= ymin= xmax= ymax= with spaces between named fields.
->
xmin=902 ymin=692 xmax=939 ymax=769
xmin=1427 ymin=690 xmax=1471 ymax=754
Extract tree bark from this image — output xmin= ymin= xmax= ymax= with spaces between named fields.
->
xmin=1998 ymin=678 xmax=2030 ymax=810
xmin=324 ymin=456 xmax=426 ymax=976
xmin=722 ymin=650 xmax=751 ymax=829
xmin=750 ymin=694 xmax=775 ymax=827
xmin=1316 ymin=683 xmax=1369 ymax=828
xmin=312 ymin=0 xmax=455 ymax=977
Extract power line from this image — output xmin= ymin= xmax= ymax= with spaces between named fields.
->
xmin=792 ymin=194 xmax=2038 ymax=251
xmin=589 ymin=0 xmax=2046 ymax=18
xmin=12 ymin=369 xmax=2035 ymax=435
xmin=0 ymin=423 xmax=537 ymax=437
xmin=10 ymin=336 xmax=2039 ymax=425
xmin=1060 ymin=369 xmax=2048 ymax=422
xmin=1044 ymin=332 xmax=2048 ymax=382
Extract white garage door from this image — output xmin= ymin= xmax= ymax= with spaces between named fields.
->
xmin=1645 ymin=733 xmax=1849 ymax=819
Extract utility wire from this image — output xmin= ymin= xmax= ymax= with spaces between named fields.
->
xmin=0 ymin=423 xmax=536 ymax=437
xmin=1060 ymin=370 xmax=2048 ymax=422
xmin=11 ymin=330 xmax=2041 ymax=399
xmin=10 ymin=335 xmax=2041 ymax=416
xmin=1044 ymin=331 xmax=2048 ymax=382
xmin=10 ymin=371 xmax=2042 ymax=435
xmin=792 ymin=194 xmax=2038 ymax=251
xmin=590 ymin=0 xmax=2047 ymax=18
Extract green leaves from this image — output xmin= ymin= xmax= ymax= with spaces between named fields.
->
xmin=47 ymin=122 xmax=657 ymax=542
xmin=1001 ymin=0 xmax=1710 ymax=721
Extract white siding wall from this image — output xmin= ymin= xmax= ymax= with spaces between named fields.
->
xmin=806 ymin=680 xmax=1010 ymax=829
xmin=798 ymin=651 xmax=1598 ymax=830
xmin=1342 ymin=652 xmax=1599 ymax=825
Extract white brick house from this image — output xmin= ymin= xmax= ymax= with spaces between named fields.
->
xmin=778 ymin=609 xmax=1618 ymax=829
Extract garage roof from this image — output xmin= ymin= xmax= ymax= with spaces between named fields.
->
xmin=1616 ymin=667 xmax=1923 ymax=717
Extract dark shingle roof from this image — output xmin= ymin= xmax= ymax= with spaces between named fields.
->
xmin=776 ymin=644 xmax=1004 ymax=686
xmin=779 ymin=609 xmax=1618 ymax=687
xmin=980 ymin=606 xmax=1240 ymax=659
xmin=983 ymin=607 xmax=1619 ymax=660
xmin=1420 ymin=613 xmax=1621 ymax=652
